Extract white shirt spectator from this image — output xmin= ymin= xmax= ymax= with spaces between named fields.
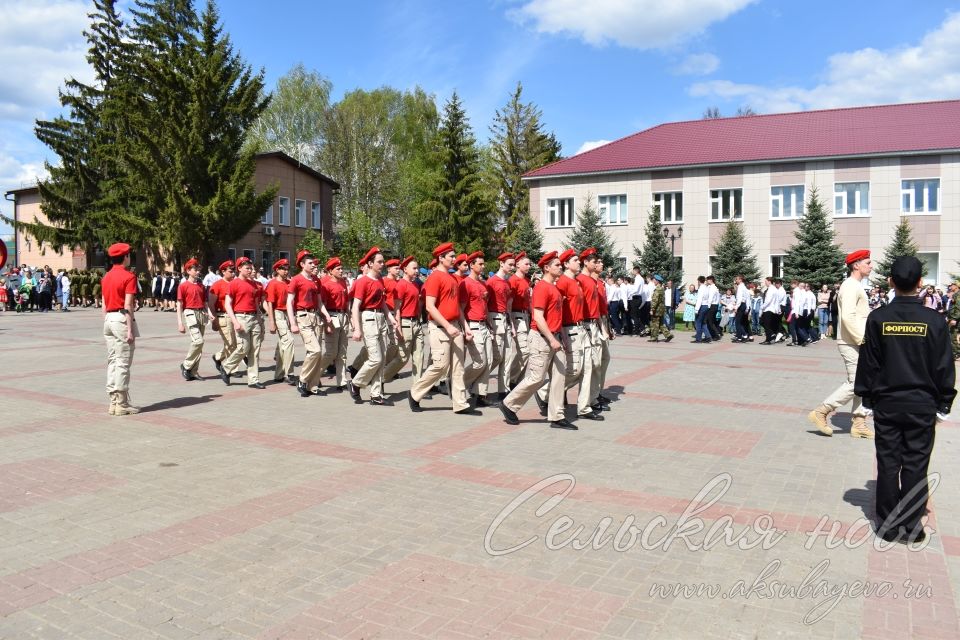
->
xmin=60 ymin=274 xmax=71 ymax=292
xmin=705 ymin=283 xmax=720 ymax=306
xmin=203 ymin=270 xmax=221 ymax=288
xmin=735 ymin=282 xmax=749 ymax=306
xmin=664 ymin=285 xmax=674 ymax=307
xmin=695 ymin=284 xmax=707 ymax=311
xmin=761 ymin=285 xmax=779 ymax=313
xmin=606 ymin=283 xmax=621 ymax=304
xmin=642 ymin=281 xmax=655 ymax=303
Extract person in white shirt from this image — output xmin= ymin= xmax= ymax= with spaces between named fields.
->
xmin=788 ymin=280 xmax=807 ymax=346
xmin=637 ymin=276 xmax=655 ymax=335
xmin=692 ymin=276 xmax=712 ymax=343
xmin=626 ymin=270 xmax=643 ymax=335
xmin=803 ymin=284 xmax=820 ymax=342
xmin=664 ymin=279 xmax=676 ymax=331
xmin=703 ymin=275 xmax=722 ymax=341
xmin=202 ymin=265 xmax=221 ymax=289
xmin=59 ymin=271 xmax=71 ymax=312
xmin=732 ymin=274 xmax=751 ymax=342
xmin=607 ymin=277 xmax=624 ymax=335
xmin=759 ymin=277 xmax=785 ymax=344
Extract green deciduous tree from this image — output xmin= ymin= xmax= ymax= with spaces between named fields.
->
xmin=296 ymin=229 xmax=329 ymax=269
xmin=564 ymin=195 xmax=622 ymax=276
xmin=873 ymin=217 xmax=927 ymax=285
xmin=633 ymin=206 xmax=681 ymax=283
xmin=710 ymin=222 xmax=761 ymax=289
xmin=783 ymin=187 xmax=846 ymax=287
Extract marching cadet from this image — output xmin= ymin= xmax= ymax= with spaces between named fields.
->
xmin=382 ymin=258 xmax=402 ymax=383
xmin=593 ymin=259 xmax=614 ymax=409
xmin=349 ymin=247 xmax=397 ymax=405
xmin=176 ymin=258 xmax=208 ymax=381
xmin=287 ymin=251 xmax=331 ymax=397
xmin=575 ymin=248 xmax=604 ymax=418
xmin=855 ymin=256 xmax=956 ymax=543
xmin=486 ymin=253 xmax=514 ymax=401
xmin=647 ymin=274 xmax=674 ymax=343
xmin=102 ymin=242 xmax=140 ymax=416
xmin=348 ymin=260 xmax=370 ymax=378
xmin=209 ymin=260 xmax=238 ymax=375
xmin=318 ymin=257 xmax=350 ymax=390
xmin=219 ymin=256 xmax=267 ymax=389
xmin=507 ymin=251 xmax=532 ymax=387
xmin=408 ymin=242 xmax=479 ymax=415
xmin=265 ymin=257 xmax=296 ymax=385
xmin=384 ymin=255 xmax=425 ymax=385
xmin=454 ymin=253 xmax=469 ymax=281
xmin=500 ymin=251 xmax=576 ymax=430
xmin=461 ymin=251 xmax=494 ymax=406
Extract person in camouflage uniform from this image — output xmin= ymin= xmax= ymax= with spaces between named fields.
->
xmin=648 ymin=274 xmax=674 ymax=343
xmin=948 ymin=283 xmax=960 ymax=360
xmin=91 ymin=270 xmax=103 ymax=308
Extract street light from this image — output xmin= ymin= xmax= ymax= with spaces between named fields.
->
xmin=662 ymin=225 xmax=682 ymax=259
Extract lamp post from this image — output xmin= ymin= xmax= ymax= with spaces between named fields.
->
xmin=662 ymin=225 xmax=682 ymax=269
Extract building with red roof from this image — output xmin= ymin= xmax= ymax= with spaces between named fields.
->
xmin=524 ymin=99 xmax=959 ymax=284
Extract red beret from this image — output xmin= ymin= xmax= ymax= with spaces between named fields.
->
xmin=273 ymin=258 xmax=290 ymax=271
xmin=296 ymin=250 xmax=313 ymax=265
xmin=432 ymin=242 xmax=454 ymax=258
xmin=538 ymin=251 xmax=559 ymax=269
xmin=219 ymin=260 xmax=234 ymax=271
xmin=325 ymin=257 xmax=341 ymax=271
xmin=845 ymin=249 xmax=870 ymax=265
xmin=579 ymin=247 xmax=597 ymax=261
xmin=183 ymin=258 xmax=199 ymax=270
xmin=428 ymin=258 xmax=438 ymax=269
xmin=107 ymin=242 xmax=130 ymax=258
xmin=498 ymin=252 xmax=514 ymax=262
xmin=384 ymin=258 xmax=400 ymax=268
xmin=558 ymin=249 xmax=577 ymax=264
xmin=515 ymin=251 xmax=527 ymax=261
xmin=467 ymin=251 xmax=484 ymax=263
xmin=236 ymin=256 xmax=253 ymax=268
xmin=455 ymin=253 xmax=468 ymax=265
xmin=400 ymin=255 xmax=416 ymax=269
xmin=360 ymin=246 xmax=381 ymax=266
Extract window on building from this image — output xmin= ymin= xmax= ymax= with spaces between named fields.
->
xmin=243 ymin=249 xmax=255 ymax=262
xmin=618 ymin=256 xmax=627 ymax=273
xmin=653 ymin=192 xmax=682 ymax=223
xmin=771 ymin=255 xmax=786 ymax=279
xmin=227 ymin=248 xmax=236 ymax=261
xmin=711 ymin=188 xmax=743 ymax=221
xmin=917 ymin=252 xmax=939 ymax=285
xmin=834 ymin=182 xmax=870 ymax=216
xmin=278 ymin=251 xmax=290 ymax=261
xmin=262 ymin=204 xmax=273 ymax=225
xmin=311 ymin=202 xmax=321 ymax=229
xmin=901 ymin=179 xmax=940 ymax=214
xmin=295 ymin=199 xmax=306 ymax=227
xmin=546 ymin=197 xmax=575 ymax=228
xmin=278 ymin=197 xmax=290 ymax=225
xmin=770 ymin=185 xmax=805 ymax=219
xmin=598 ymin=194 xmax=627 ymax=225
xmin=261 ymin=250 xmax=273 ymax=273
xmin=708 ymin=255 xmax=717 ymax=273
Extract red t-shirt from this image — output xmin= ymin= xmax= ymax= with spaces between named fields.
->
xmin=102 ymin=264 xmax=137 ymax=311
xmin=320 ymin=276 xmax=348 ymax=311
xmin=228 ymin=277 xmax=261 ymax=314
xmin=459 ymin=276 xmax=489 ymax=321
xmin=352 ymin=276 xmax=385 ymax=311
xmin=576 ymin=273 xmax=600 ymax=320
xmin=177 ymin=279 xmax=206 ymax=309
xmin=508 ymin=274 xmax=531 ymax=312
xmin=597 ymin=279 xmax=609 ymax=315
xmin=556 ymin=274 xmax=585 ymax=325
xmin=531 ymin=280 xmax=563 ymax=334
xmin=210 ymin=278 xmax=230 ymax=313
xmin=394 ymin=278 xmax=421 ymax=318
xmin=264 ymin=278 xmax=288 ymax=311
xmin=486 ymin=275 xmax=511 ymax=313
xmin=423 ymin=270 xmax=460 ymax=322
xmin=287 ymin=273 xmax=319 ymax=311
xmin=383 ymin=276 xmax=397 ymax=311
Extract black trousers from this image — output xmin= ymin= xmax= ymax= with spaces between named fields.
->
xmin=874 ymin=405 xmax=936 ymax=535
xmin=706 ymin=304 xmax=721 ymax=339
xmin=760 ymin=311 xmax=779 ymax=341
xmin=734 ymin=302 xmax=750 ymax=338
xmin=638 ymin=301 xmax=651 ymax=331
xmin=627 ymin=297 xmax=641 ymax=334
xmin=609 ymin=301 xmax=624 ymax=334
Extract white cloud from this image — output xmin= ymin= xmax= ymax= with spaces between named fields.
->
xmin=575 ymin=139 xmax=611 ymax=155
xmin=511 ymin=0 xmax=756 ymax=50
xmin=689 ymin=12 xmax=960 ymax=112
xmin=0 ymin=151 xmax=49 ymax=192
xmin=0 ymin=1 xmax=92 ymax=122
xmin=675 ymin=52 xmax=720 ymax=75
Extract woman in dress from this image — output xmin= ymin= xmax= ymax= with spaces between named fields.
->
xmin=682 ymin=283 xmax=697 ymax=329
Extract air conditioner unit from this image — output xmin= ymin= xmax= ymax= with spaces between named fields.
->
xmin=263 ymin=226 xmax=276 ymax=236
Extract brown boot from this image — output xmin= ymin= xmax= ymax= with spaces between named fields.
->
xmin=115 ymin=391 xmax=140 ymax=416
xmin=807 ymin=404 xmax=833 ymax=436
xmin=108 ymin=391 xmax=119 ymax=416
xmin=851 ymin=415 xmax=874 ymax=439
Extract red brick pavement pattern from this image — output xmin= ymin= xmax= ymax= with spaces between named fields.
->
xmin=0 ymin=459 xmax=123 ymax=513
xmin=623 ymin=391 xmax=808 ymax=415
xmin=260 ymin=553 xmax=626 ymax=639
xmin=404 ymin=419 xmax=515 ymax=459
xmin=0 ymin=464 xmax=397 ymax=618
xmin=616 ymin=422 xmax=763 ymax=458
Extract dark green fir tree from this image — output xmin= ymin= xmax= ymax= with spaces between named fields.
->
xmin=783 ymin=187 xmax=846 ymax=287
xmin=710 ymin=222 xmax=761 ymax=289
xmin=564 ymin=195 xmax=622 ymax=276
xmin=873 ymin=217 xmax=927 ymax=285
xmin=509 ymin=214 xmax=544 ymax=263
xmin=633 ymin=206 xmax=681 ymax=283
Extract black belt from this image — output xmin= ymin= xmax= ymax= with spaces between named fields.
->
xmin=106 ymin=308 xmax=122 ymax=313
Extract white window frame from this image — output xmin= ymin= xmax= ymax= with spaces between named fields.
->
xmin=546 ymin=197 xmax=575 ymax=229
xmin=833 ymin=181 xmax=870 ymax=217
xmin=770 ymin=185 xmax=805 ymax=220
xmin=278 ymin=197 xmax=290 ymax=226
xmin=710 ymin=188 xmax=743 ymax=221
xmin=262 ymin=204 xmax=273 ymax=225
xmin=598 ymin=194 xmax=627 ymax=225
xmin=295 ymin=199 xmax=306 ymax=228
xmin=770 ymin=254 xmax=786 ymax=279
xmin=653 ymin=192 xmax=682 ymax=223
xmin=917 ymin=251 xmax=939 ymax=285
xmin=311 ymin=202 xmax=321 ymax=229
xmin=901 ymin=178 xmax=940 ymax=215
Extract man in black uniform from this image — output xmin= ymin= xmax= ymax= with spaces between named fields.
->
xmin=855 ymin=256 xmax=956 ymax=543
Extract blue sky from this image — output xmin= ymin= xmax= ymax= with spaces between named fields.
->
xmin=3 ymin=0 xmax=960 ymax=235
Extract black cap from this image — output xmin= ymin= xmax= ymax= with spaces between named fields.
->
xmin=890 ymin=256 xmax=923 ymax=291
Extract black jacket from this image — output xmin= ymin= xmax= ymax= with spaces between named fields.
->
xmin=854 ymin=296 xmax=956 ymax=414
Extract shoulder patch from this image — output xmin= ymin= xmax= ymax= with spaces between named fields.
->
xmin=881 ymin=322 xmax=927 ymax=337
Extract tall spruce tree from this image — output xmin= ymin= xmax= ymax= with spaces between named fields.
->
xmin=509 ymin=214 xmax=544 ymax=263
xmin=873 ymin=217 xmax=927 ymax=285
xmin=564 ymin=195 xmax=622 ymax=276
xmin=710 ymin=222 xmax=761 ymax=289
xmin=633 ymin=206 xmax=681 ymax=283
xmin=783 ymin=187 xmax=846 ymax=287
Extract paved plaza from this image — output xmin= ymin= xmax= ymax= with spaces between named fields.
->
xmin=0 ymin=309 xmax=958 ymax=639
